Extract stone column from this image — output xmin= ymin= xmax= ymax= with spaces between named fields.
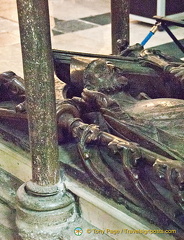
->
xmin=16 ymin=0 xmax=76 ymax=239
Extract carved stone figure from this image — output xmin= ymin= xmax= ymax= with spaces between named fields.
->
xmin=0 ymin=46 xmax=184 ymax=239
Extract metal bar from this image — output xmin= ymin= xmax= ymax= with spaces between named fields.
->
xmin=162 ymin=24 xmax=184 ymax=53
xmin=53 ymin=49 xmax=138 ymax=62
xmin=16 ymin=0 xmax=60 ymax=186
xmin=153 ymin=16 xmax=184 ymax=27
xmin=111 ymin=0 xmax=130 ymax=54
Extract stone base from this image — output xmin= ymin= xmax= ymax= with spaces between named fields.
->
xmin=16 ymin=183 xmax=77 ymax=240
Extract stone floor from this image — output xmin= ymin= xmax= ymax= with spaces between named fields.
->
xmin=0 ymin=0 xmax=183 ymax=77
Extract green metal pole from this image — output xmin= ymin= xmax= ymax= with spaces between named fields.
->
xmin=111 ymin=0 xmax=130 ymax=54
xmin=16 ymin=0 xmax=59 ymax=187
xmin=15 ymin=3 xmax=76 ymax=238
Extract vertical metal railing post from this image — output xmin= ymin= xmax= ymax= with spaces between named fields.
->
xmin=111 ymin=0 xmax=130 ymax=54
xmin=16 ymin=1 xmax=76 ymax=239
xmin=16 ymin=0 xmax=59 ymax=188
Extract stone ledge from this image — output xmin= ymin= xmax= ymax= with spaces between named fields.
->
xmin=65 ymin=176 xmax=175 ymax=240
xmin=0 ymin=139 xmax=177 ymax=240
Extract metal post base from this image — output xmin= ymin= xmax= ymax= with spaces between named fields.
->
xmin=16 ymin=182 xmax=77 ymax=240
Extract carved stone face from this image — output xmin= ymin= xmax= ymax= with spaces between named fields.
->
xmin=83 ymin=59 xmax=128 ymax=93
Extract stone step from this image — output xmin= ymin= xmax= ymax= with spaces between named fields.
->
xmin=0 ymin=167 xmax=22 ymax=208
xmin=0 ymin=139 xmax=177 ymax=240
xmin=0 ymin=201 xmax=21 ymax=240
xmin=65 ymin=177 xmax=176 ymax=240
xmin=0 ymin=200 xmax=112 ymax=240
xmin=0 ymin=168 xmax=113 ymax=240
xmin=0 ymin=201 xmax=16 ymax=231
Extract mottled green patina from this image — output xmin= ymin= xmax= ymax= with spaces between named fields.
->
xmin=17 ymin=0 xmax=59 ymax=186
